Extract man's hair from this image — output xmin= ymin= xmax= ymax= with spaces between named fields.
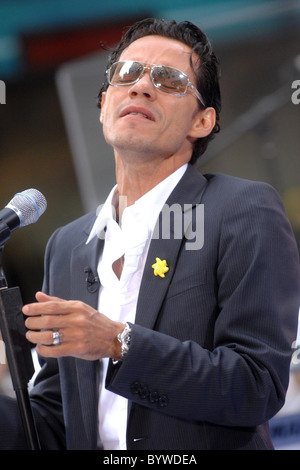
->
xmin=98 ymin=18 xmax=221 ymax=164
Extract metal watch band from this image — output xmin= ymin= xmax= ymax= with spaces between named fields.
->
xmin=115 ymin=322 xmax=132 ymax=362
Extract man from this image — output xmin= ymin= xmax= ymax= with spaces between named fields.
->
xmin=1 ymin=18 xmax=300 ymax=450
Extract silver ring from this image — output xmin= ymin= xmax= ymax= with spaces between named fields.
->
xmin=52 ymin=330 xmax=63 ymax=346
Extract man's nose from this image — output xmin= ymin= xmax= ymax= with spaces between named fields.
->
xmin=128 ymin=72 xmax=156 ymax=100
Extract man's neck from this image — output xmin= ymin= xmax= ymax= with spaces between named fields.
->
xmin=115 ymin=153 xmax=189 ymax=207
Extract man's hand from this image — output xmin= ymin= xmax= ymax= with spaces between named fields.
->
xmin=23 ymin=292 xmax=124 ymax=361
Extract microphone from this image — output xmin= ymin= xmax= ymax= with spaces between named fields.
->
xmin=0 ymin=189 xmax=47 ymax=246
xmin=84 ymin=266 xmax=99 ymax=293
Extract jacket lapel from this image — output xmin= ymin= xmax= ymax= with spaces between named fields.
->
xmin=135 ymin=165 xmax=208 ymax=329
xmin=70 ymin=232 xmax=103 ymax=448
xmin=70 ymin=235 xmax=102 ymax=306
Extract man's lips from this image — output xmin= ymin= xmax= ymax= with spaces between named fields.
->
xmin=119 ymin=106 xmax=155 ymax=121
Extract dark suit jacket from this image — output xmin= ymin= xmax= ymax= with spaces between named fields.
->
xmin=1 ymin=165 xmax=300 ymax=450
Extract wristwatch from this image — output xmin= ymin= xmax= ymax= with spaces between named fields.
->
xmin=116 ymin=323 xmax=132 ymax=361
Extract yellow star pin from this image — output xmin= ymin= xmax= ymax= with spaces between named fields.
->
xmin=152 ymin=257 xmax=169 ymax=278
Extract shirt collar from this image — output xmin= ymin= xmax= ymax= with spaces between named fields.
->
xmin=86 ymin=185 xmax=118 ymax=244
xmin=86 ymin=163 xmax=187 ymax=244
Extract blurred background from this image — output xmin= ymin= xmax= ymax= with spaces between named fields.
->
xmin=0 ymin=0 xmax=300 ymax=449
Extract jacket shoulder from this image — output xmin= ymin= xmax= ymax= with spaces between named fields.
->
xmin=52 ymin=211 xmax=96 ymax=241
xmin=204 ymin=172 xmax=273 ymax=191
xmin=45 ymin=211 xmax=97 ymax=261
xmin=203 ymin=172 xmax=282 ymax=205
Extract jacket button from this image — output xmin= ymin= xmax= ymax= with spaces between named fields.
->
xmin=130 ymin=381 xmax=141 ymax=394
xmin=149 ymin=391 xmax=159 ymax=403
xmin=158 ymin=395 xmax=168 ymax=407
xmin=139 ymin=386 xmax=149 ymax=399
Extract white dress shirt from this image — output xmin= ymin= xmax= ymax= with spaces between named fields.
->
xmin=86 ymin=164 xmax=187 ymax=449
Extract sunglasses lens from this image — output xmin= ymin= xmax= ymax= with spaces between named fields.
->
xmin=152 ymin=66 xmax=187 ymax=95
xmin=109 ymin=61 xmax=143 ymax=85
xmin=108 ymin=62 xmax=192 ymax=98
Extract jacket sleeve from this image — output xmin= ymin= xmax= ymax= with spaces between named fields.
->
xmin=106 ymin=181 xmax=300 ymax=427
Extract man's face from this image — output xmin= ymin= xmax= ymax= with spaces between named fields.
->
xmin=100 ymin=35 xmax=205 ymax=166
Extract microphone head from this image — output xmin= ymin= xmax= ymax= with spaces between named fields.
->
xmin=6 ymin=189 xmax=47 ymax=226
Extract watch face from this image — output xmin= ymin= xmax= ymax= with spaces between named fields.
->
xmin=124 ymin=333 xmax=131 ymax=346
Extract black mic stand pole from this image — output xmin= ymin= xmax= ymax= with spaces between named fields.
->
xmin=0 ymin=242 xmax=40 ymax=450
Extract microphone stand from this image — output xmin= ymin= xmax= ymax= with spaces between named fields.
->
xmin=0 ymin=244 xmax=40 ymax=450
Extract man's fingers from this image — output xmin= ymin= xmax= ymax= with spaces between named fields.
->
xmin=35 ymin=291 xmax=64 ymax=303
xmin=24 ymin=312 xmax=66 ymax=331
xmin=23 ymin=297 xmax=79 ymax=317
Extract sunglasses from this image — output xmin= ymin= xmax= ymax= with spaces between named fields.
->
xmin=106 ymin=60 xmax=206 ymax=107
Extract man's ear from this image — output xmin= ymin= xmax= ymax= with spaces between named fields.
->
xmin=189 ymin=107 xmax=216 ymax=141
xmin=99 ymin=92 xmax=106 ymax=123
